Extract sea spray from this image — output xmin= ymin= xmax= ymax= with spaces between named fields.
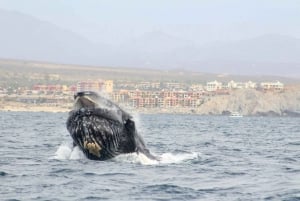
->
xmin=159 ymin=152 xmax=201 ymax=164
xmin=113 ymin=152 xmax=200 ymax=165
xmin=53 ymin=142 xmax=85 ymax=160
xmin=53 ymin=142 xmax=200 ymax=165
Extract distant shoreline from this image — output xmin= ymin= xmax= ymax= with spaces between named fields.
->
xmin=0 ymin=104 xmax=70 ymax=113
xmin=1 ymin=104 xmax=300 ymax=117
xmin=0 ymin=104 xmax=195 ymax=114
xmin=1 ymin=86 xmax=300 ymax=117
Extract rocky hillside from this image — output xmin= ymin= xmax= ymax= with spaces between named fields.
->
xmin=196 ymin=87 xmax=300 ymax=116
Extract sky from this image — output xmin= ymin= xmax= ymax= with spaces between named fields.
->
xmin=0 ymin=0 xmax=299 ymax=45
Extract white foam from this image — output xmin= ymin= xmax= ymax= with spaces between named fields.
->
xmin=114 ymin=152 xmax=159 ymax=165
xmin=53 ymin=143 xmax=200 ymax=165
xmin=114 ymin=152 xmax=201 ymax=165
xmin=159 ymin=152 xmax=200 ymax=164
xmin=69 ymin=146 xmax=85 ymax=160
xmin=53 ymin=143 xmax=85 ymax=160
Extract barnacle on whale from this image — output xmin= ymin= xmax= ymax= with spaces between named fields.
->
xmin=83 ymin=140 xmax=101 ymax=157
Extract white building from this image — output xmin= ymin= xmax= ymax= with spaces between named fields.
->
xmin=206 ymin=80 xmax=223 ymax=92
xmin=190 ymin=84 xmax=204 ymax=91
xmin=260 ymin=81 xmax=284 ymax=91
xmin=245 ymin=81 xmax=257 ymax=89
xmin=227 ymin=80 xmax=257 ymax=89
xmin=228 ymin=80 xmax=245 ymax=89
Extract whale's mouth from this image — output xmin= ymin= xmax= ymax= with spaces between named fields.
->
xmin=73 ymin=91 xmax=99 ymax=110
xmin=74 ymin=91 xmax=108 ymax=110
xmin=72 ymin=91 xmax=132 ymax=124
xmin=73 ymin=91 xmax=122 ymax=111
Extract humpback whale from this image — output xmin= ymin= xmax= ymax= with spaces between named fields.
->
xmin=66 ymin=91 xmax=157 ymax=161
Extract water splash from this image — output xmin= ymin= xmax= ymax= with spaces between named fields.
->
xmin=53 ymin=143 xmax=200 ymax=165
xmin=113 ymin=152 xmax=159 ymax=165
xmin=53 ymin=143 xmax=85 ymax=160
xmin=159 ymin=152 xmax=201 ymax=164
xmin=114 ymin=152 xmax=201 ymax=165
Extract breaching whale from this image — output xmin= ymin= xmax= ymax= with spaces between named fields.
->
xmin=66 ymin=91 xmax=157 ymax=161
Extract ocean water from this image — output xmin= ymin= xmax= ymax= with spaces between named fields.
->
xmin=0 ymin=111 xmax=299 ymax=201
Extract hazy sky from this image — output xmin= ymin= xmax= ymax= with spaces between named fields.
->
xmin=0 ymin=0 xmax=300 ymax=44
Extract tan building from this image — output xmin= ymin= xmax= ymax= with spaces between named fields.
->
xmin=104 ymin=80 xmax=114 ymax=93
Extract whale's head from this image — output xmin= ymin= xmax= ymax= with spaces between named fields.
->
xmin=72 ymin=91 xmax=131 ymax=123
xmin=67 ymin=91 xmax=138 ymax=160
xmin=73 ymin=91 xmax=104 ymax=110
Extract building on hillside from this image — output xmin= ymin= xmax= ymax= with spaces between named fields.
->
xmin=190 ymin=84 xmax=204 ymax=91
xmin=76 ymin=80 xmax=104 ymax=92
xmin=32 ymin=84 xmax=63 ymax=94
xmin=164 ymin=82 xmax=184 ymax=90
xmin=68 ymin=85 xmax=77 ymax=94
xmin=260 ymin=81 xmax=284 ymax=91
xmin=227 ymin=80 xmax=257 ymax=89
xmin=228 ymin=80 xmax=244 ymax=89
xmin=115 ymin=81 xmax=136 ymax=90
xmin=112 ymin=90 xmax=129 ymax=103
xmin=245 ymin=81 xmax=257 ymax=89
xmin=135 ymin=82 xmax=161 ymax=90
xmin=103 ymin=80 xmax=114 ymax=93
xmin=206 ymin=80 xmax=223 ymax=92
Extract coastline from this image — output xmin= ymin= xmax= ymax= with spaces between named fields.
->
xmin=0 ymin=103 xmax=70 ymax=113
xmin=1 ymin=104 xmax=300 ymax=117
xmin=1 ymin=87 xmax=300 ymax=117
xmin=0 ymin=104 xmax=195 ymax=114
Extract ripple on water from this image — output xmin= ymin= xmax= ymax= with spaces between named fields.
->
xmin=4 ymin=199 xmax=22 ymax=201
xmin=140 ymin=184 xmax=200 ymax=200
xmin=83 ymin=196 xmax=109 ymax=200
xmin=81 ymin=171 xmax=122 ymax=177
xmin=288 ymin=141 xmax=300 ymax=146
xmin=264 ymin=189 xmax=300 ymax=201
xmin=48 ymin=168 xmax=78 ymax=176
xmin=0 ymin=171 xmax=8 ymax=176
xmin=1 ymin=113 xmax=300 ymax=201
